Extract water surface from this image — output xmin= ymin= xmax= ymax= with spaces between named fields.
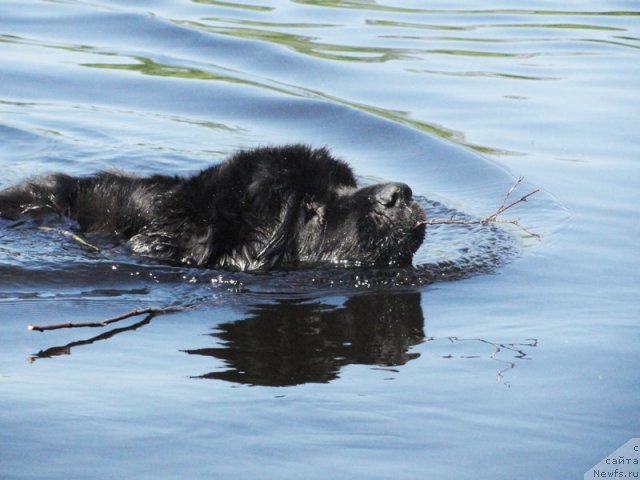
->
xmin=1 ymin=1 xmax=639 ymax=479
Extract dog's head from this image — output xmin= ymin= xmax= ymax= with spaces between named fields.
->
xmin=212 ymin=145 xmax=426 ymax=271
xmin=295 ymin=181 xmax=426 ymax=268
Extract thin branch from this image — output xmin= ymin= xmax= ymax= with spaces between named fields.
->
xmin=38 ymin=226 xmax=100 ymax=251
xmin=491 ymin=188 xmax=540 ymax=220
xmin=28 ymin=306 xmax=183 ymax=332
xmin=29 ymin=316 xmax=153 ymax=363
xmin=417 ymin=178 xmax=541 ymax=238
xmin=492 ymin=217 xmax=540 ymax=239
xmin=496 ymin=176 xmax=524 ymax=216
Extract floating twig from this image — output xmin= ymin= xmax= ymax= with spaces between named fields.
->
xmin=28 ymin=306 xmax=183 ymax=332
xmin=29 ymin=316 xmax=153 ymax=363
xmin=38 ymin=226 xmax=100 ymax=251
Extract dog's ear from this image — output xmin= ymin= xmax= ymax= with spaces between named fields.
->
xmin=183 ymin=225 xmax=215 ymax=266
xmin=226 ymin=192 xmax=300 ymax=271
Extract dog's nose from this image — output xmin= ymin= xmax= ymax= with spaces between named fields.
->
xmin=375 ymin=182 xmax=413 ymax=208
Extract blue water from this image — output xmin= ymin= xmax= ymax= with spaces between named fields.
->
xmin=1 ymin=1 xmax=639 ymax=479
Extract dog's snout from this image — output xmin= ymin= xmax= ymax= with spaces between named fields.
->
xmin=375 ymin=182 xmax=413 ymax=208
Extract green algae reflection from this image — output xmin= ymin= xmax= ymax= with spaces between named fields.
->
xmin=83 ymin=55 xmax=510 ymax=155
xmin=177 ymin=19 xmax=410 ymax=63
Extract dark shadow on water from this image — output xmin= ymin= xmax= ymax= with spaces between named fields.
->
xmin=184 ymin=292 xmax=425 ymax=386
xmin=28 ymin=289 xmax=537 ymax=387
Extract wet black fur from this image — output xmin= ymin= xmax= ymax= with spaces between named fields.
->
xmin=0 ymin=145 xmax=426 ymax=271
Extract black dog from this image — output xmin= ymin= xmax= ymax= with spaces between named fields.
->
xmin=0 ymin=145 xmax=426 ymax=271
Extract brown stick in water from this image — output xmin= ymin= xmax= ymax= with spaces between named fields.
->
xmin=28 ymin=306 xmax=183 ymax=332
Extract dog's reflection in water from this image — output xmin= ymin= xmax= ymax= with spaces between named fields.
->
xmin=184 ymin=292 xmax=425 ymax=386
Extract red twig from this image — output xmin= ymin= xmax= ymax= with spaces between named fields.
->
xmin=28 ymin=306 xmax=182 ymax=332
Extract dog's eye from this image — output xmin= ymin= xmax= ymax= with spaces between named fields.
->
xmin=303 ymin=199 xmax=323 ymax=224
xmin=304 ymin=202 xmax=318 ymax=223
xmin=304 ymin=206 xmax=316 ymax=222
